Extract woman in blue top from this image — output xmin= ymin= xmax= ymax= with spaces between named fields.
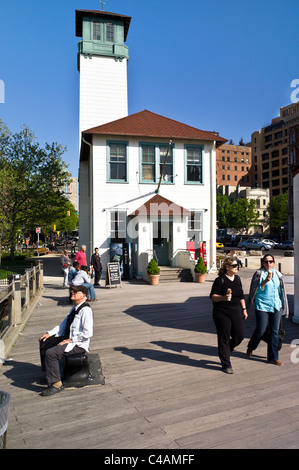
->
xmin=246 ymin=254 xmax=289 ymax=365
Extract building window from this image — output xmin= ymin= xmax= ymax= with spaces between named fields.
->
xmin=108 ymin=142 xmax=127 ymax=182
xmin=159 ymin=145 xmax=173 ymax=182
xmin=185 ymin=145 xmax=203 ymax=184
xmin=93 ymin=21 xmax=101 ymax=40
xmin=141 ymin=145 xmax=155 ymax=181
xmin=140 ymin=143 xmax=173 ymax=183
xmin=106 ymin=23 xmax=114 ymax=42
xmin=110 ymin=211 xmax=126 ymax=241
xmin=188 ymin=211 xmax=203 ymax=243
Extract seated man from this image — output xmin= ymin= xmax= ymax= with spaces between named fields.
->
xmin=38 ymin=285 xmax=93 ymax=396
xmin=72 ymin=265 xmax=98 ymax=302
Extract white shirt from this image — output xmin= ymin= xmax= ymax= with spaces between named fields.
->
xmin=72 ymin=270 xmax=91 ymax=286
xmin=47 ymin=301 xmax=93 ymax=352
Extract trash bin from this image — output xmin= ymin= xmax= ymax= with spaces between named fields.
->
xmin=0 ymin=391 xmax=10 ymax=449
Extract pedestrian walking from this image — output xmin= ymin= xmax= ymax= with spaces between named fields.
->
xmin=210 ymin=256 xmax=248 ymax=374
xmin=246 ymin=254 xmax=289 ymax=366
xmin=74 ymin=245 xmax=87 ymax=268
xmin=61 ymin=249 xmax=70 ymax=287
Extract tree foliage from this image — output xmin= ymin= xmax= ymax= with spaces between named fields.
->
xmin=217 ymin=194 xmax=260 ymax=230
xmin=268 ymin=191 xmax=288 ymax=231
xmin=0 ymin=120 xmax=71 ymax=258
xmin=55 ymin=200 xmax=79 ymax=233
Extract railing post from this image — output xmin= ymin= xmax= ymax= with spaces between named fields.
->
xmin=32 ymin=267 xmax=36 ymax=297
xmin=38 ymin=261 xmax=44 ymax=289
xmin=13 ymin=277 xmax=22 ymax=326
xmin=7 ymin=275 xmax=22 ymax=326
xmin=25 ymin=269 xmax=30 ymax=307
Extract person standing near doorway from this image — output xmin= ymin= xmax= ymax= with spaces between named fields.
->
xmin=90 ymin=247 xmax=102 ymax=286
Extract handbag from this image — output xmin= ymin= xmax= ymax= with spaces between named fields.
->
xmin=261 ymin=318 xmax=285 ymax=351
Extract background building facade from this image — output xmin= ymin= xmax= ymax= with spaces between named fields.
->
xmin=216 ymin=143 xmax=252 ymax=187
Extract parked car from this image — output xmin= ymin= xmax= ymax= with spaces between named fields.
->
xmin=231 ymin=235 xmax=250 ymax=247
xmin=260 ymin=239 xmax=278 ymax=248
xmin=237 ymin=238 xmax=272 ymax=251
xmin=274 ymin=240 xmax=294 ymax=250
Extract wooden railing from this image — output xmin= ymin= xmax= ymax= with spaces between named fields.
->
xmin=0 ymin=262 xmax=44 ymax=359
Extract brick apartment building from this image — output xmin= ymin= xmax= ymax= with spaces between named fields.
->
xmin=216 ymin=143 xmax=252 ymax=187
xmin=251 ymin=101 xmax=299 ymax=236
xmin=251 ymin=102 xmax=299 ymax=198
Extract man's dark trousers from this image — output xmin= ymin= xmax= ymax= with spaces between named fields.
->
xmin=40 ymin=336 xmax=85 ymax=384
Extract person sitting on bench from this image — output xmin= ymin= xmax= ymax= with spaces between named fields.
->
xmin=38 ymin=285 xmax=93 ymax=396
xmin=72 ymin=265 xmax=98 ymax=302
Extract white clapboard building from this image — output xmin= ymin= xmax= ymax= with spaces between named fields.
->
xmin=76 ymin=9 xmax=226 ymax=281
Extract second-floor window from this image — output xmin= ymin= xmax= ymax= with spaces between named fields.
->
xmin=108 ymin=142 xmax=127 ymax=182
xmin=185 ymin=145 xmax=203 ymax=183
xmin=140 ymin=143 xmax=173 ymax=183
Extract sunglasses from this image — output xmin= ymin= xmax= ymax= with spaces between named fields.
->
xmin=264 ymin=260 xmax=274 ymax=264
xmin=229 ymin=263 xmax=238 ymax=268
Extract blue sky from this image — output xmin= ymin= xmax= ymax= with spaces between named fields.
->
xmin=1 ymin=0 xmax=298 ymax=177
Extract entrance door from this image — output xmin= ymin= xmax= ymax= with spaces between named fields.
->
xmin=153 ymin=219 xmax=173 ymax=266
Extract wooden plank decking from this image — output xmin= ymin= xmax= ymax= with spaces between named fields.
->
xmin=0 ymin=255 xmax=298 ymax=449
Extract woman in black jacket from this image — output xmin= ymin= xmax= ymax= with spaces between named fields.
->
xmin=210 ymin=256 xmax=248 ymax=374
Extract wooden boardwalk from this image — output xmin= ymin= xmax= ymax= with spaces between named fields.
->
xmin=1 ymin=255 xmax=298 ymax=449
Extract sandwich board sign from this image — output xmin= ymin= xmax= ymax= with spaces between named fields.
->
xmin=105 ymin=262 xmax=121 ymax=288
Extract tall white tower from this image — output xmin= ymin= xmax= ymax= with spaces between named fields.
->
xmin=76 ymin=9 xmax=131 ymax=134
xmin=75 ymin=9 xmax=131 ymax=256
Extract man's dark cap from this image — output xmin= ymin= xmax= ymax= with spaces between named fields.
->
xmin=71 ymin=285 xmax=88 ymax=296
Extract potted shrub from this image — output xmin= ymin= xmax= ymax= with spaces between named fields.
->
xmin=194 ymin=256 xmax=207 ymax=283
xmin=147 ymin=259 xmax=160 ymax=285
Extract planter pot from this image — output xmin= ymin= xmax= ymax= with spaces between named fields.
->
xmin=148 ymin=274 xmax=160 ymax=285
xmin=195 ymin=272 xmax=206 ymax=283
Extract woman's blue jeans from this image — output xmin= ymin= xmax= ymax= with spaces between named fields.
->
xmin=248 ymin=309 xmax=281 ymax=361
xmin=82 ymin=282 xmax=96 ymax=300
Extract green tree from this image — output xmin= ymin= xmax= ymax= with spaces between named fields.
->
xmin=216 ymin=194 xmax=232 ymax=228
xmin=0 ymin=121 xmax=70 ymax=258
xmin=268 ymin=191 xmax=288 ymax=231
xmin=230 ymin=198 xmax=260 ymax=230
xmin=55 ymin=201 xmax=78 ymax=233
xmin=217 ymin=194 xmax=260 ymax=231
